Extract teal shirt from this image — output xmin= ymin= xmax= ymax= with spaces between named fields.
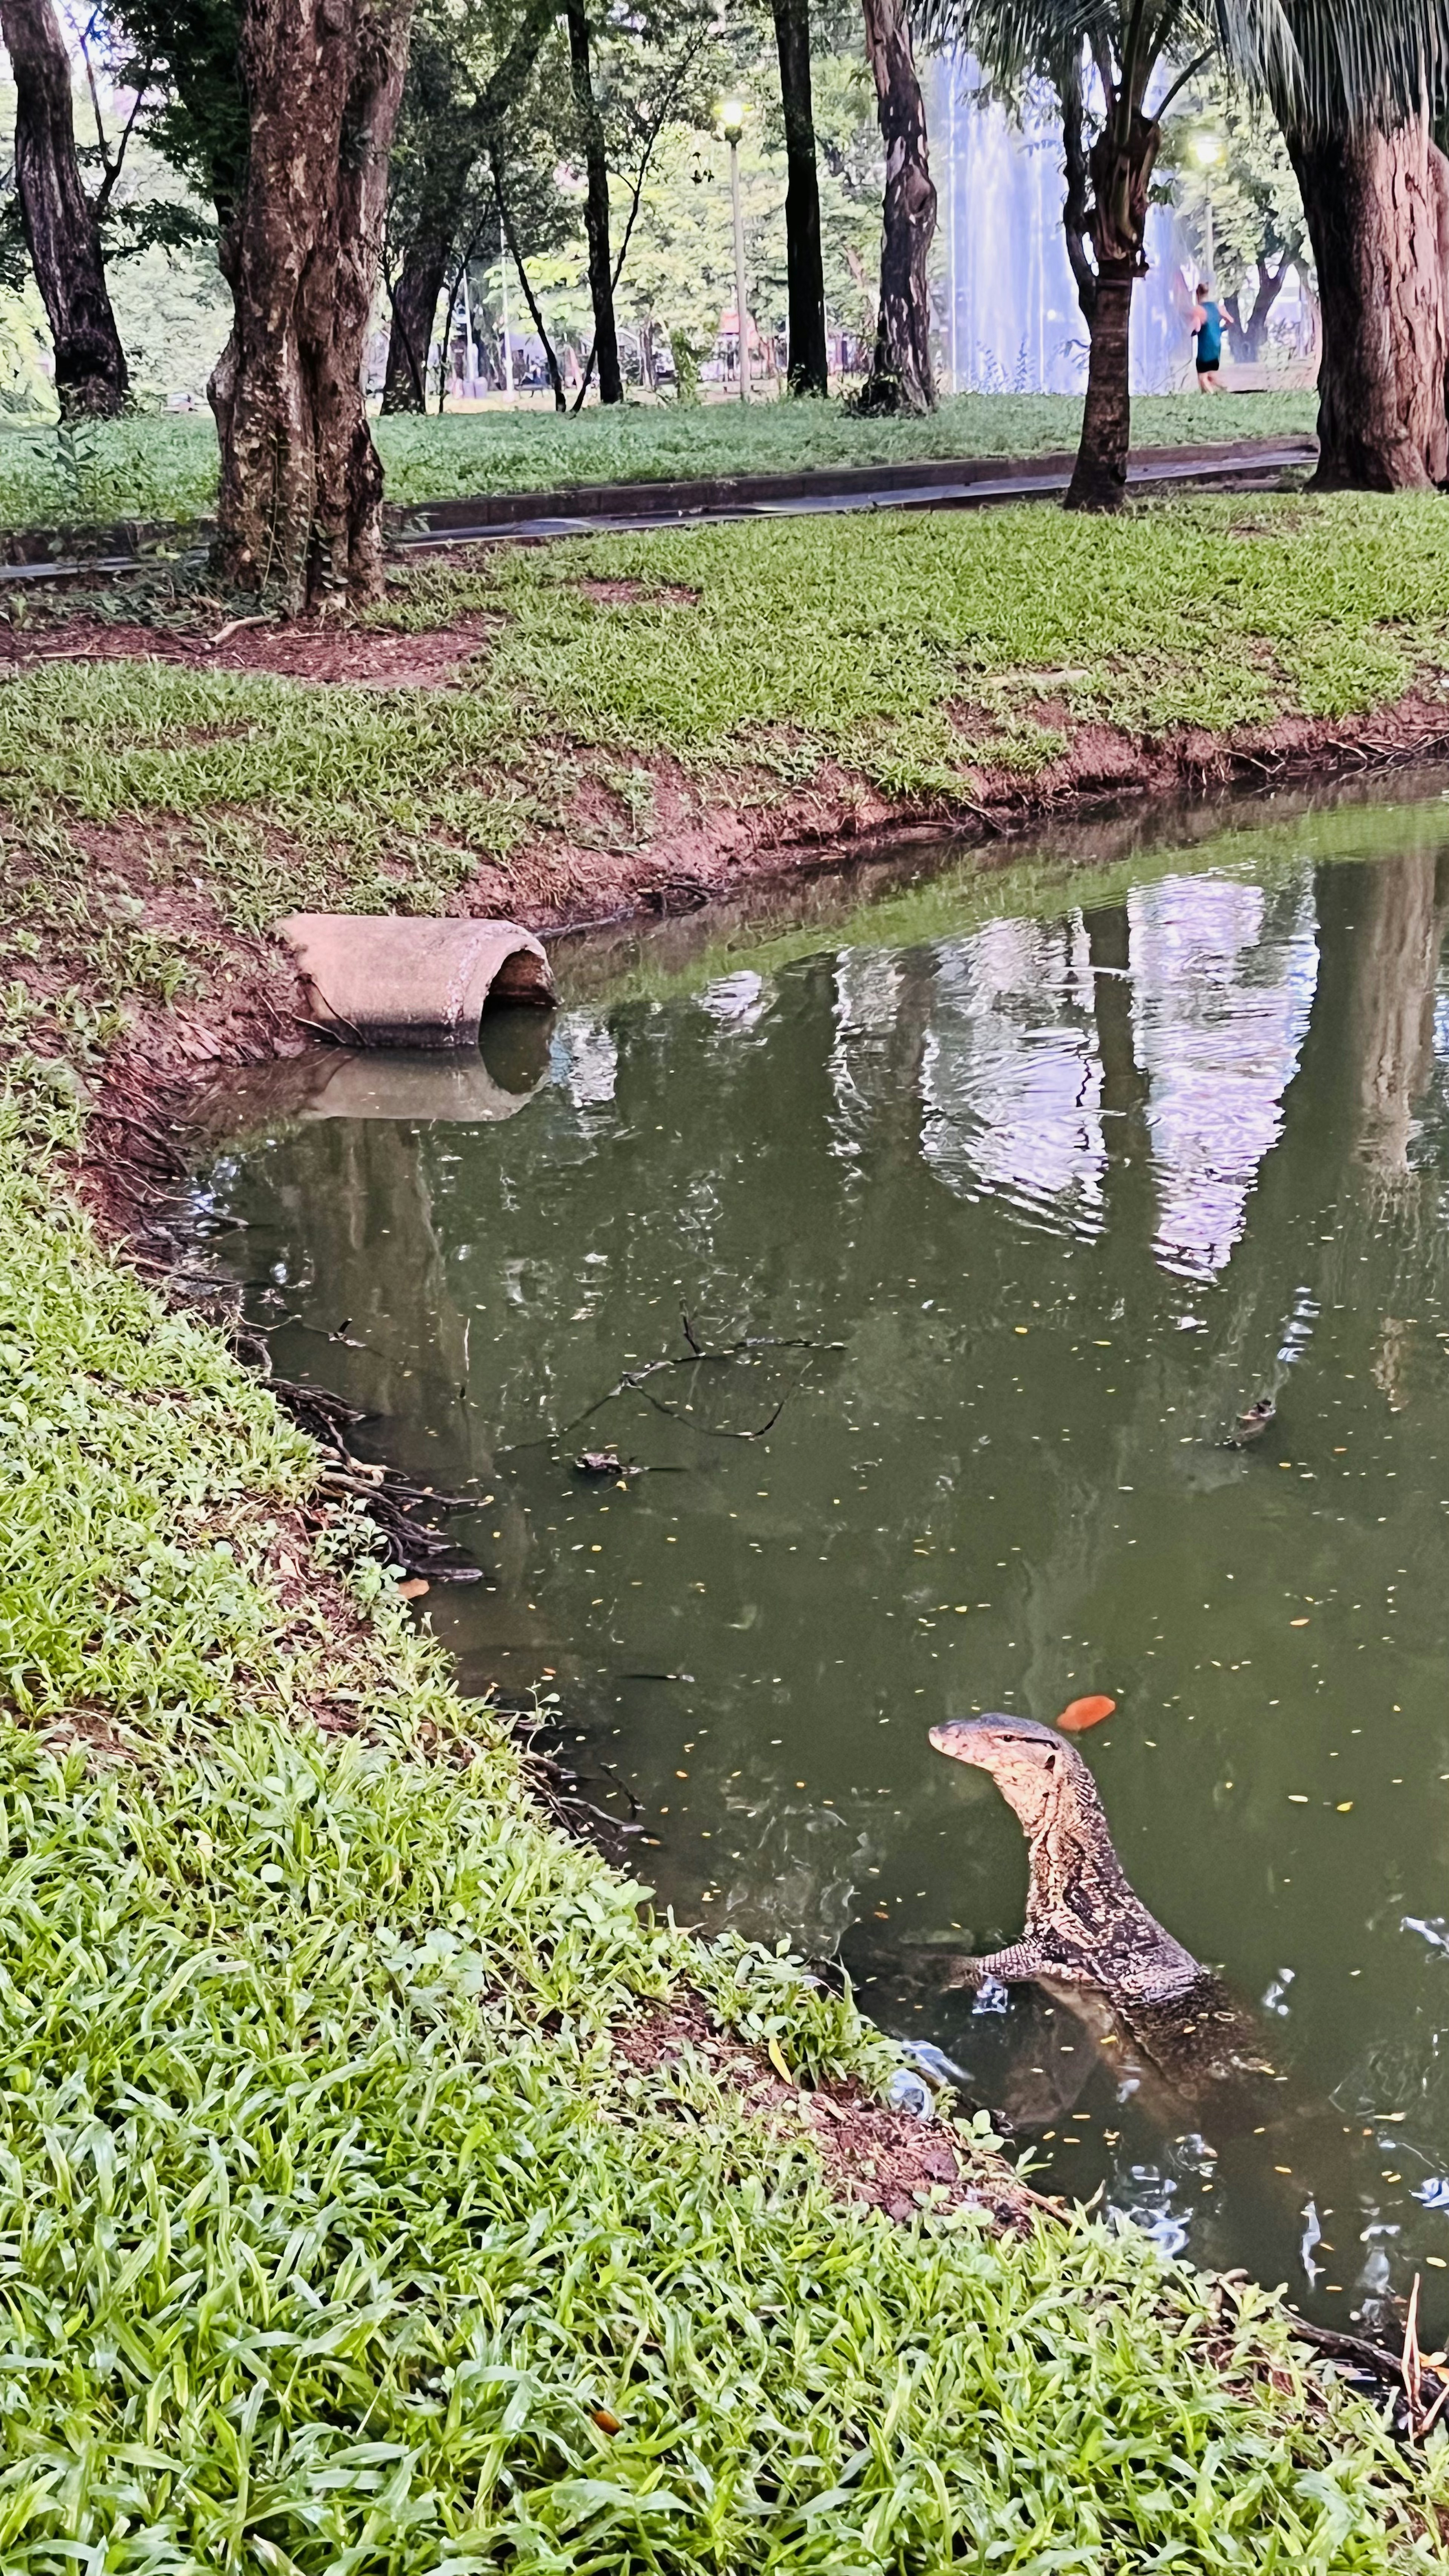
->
xmin=1196 ymin=300 xmax=1223 ymax=365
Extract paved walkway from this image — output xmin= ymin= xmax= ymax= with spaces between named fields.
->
xmin=394 ymin=435 xmax=1318 ymax=549
xmin=0 ymin=435 xmax=1318 ymax=589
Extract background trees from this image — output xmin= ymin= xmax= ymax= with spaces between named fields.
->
xmin=5 ymin=0 xmax=1449 ymax=590
xmin=0 ymin=0 xmax=129 ymax=411
xmin=380 ymin=0 xmax=558 ymax=411
xmin=944 ymin=0 xmax=1301 ymax=508
xmin=1158 ymin=77 xmax=1308 ymax=363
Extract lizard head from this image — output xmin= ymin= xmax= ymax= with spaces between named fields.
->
xmin=929 ymin=1713 xmax=1086 ymax=1833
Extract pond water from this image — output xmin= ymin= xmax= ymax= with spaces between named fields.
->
xmin=194 ymin=777 xmax=1449 ymax=2333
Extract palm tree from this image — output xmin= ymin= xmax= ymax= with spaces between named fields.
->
xmin=931 ymin=0 xmax=1449 ymax=503
xmin=922 ymin=1 xmax=1301 ymax=508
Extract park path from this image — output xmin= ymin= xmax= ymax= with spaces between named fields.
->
xmin=0 ymin=433 xmax=1317 ymax=590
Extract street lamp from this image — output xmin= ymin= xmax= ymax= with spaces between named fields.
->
xmin=719 ymin=98 xmax=751 ymax=404
xmin=1191 ymin=129 xmax=1223 ymax=289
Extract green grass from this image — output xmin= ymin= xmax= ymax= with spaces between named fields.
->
xmin=0 ymin=392 xmax=1319 ymax=531
xmin=2 ymin=492 xmax=1446 ymax=1024
xmin=0 ymin=1071 xmax=1444 ymax=2569
xmin=447 ymin=490 xmax=1449 ymax=772
xmin=1 ymin=481 xmax=1447 ymax=2562
xmin=371 ymin=389 xmax=1320 ymax=503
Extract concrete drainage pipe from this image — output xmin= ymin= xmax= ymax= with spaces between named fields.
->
xmin=275 ymin=913 xmax=556 ymax=1050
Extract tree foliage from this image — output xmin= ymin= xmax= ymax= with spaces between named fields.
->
xmin=1158 ymin=74 xmax=1309 ymax=359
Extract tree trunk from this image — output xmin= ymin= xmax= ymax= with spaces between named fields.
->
xmin=382 ymin=229 xmax=449 ymax=410
xmin=1287 ymin=113 xmax=1449 ymax=491
xmin=565 ymin=0 xmax=622 ymax=406
xmin=1065 ymin=260 xmax=1134 ymax=510
xmin=1223 ymin=270 xmax=1291 ymax=365
xmin=0 ymin=0 xmax=128 ymax=415
xmin=211 ymin=0 xmax=414 ymax=612
xmin=770 ymin=0 xmax=828 ymax=398
xmin=857 ymin=0 xmax=935 ymax=414
xmin=1061 ymin=104 xmax=1156 ymax=514
xmin=491 ymin=153 xmax=566 ymax=410
xmin=380 ymin=0 xmax=553 ymax=415
xmin=1346 ymin=850 xmax=1446 ymax=1176
xmin=1059 ymin=57 xmax=1096 ymax=329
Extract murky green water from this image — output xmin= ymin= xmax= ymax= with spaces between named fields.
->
xmin=195 ymin=778 xmax=1449 ymax=2333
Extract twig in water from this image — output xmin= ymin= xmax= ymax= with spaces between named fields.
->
xmin=1403 ymin=2272 xmax=1423 ymax=2427
xmin=558 ymin=1318 xmax=844 ymax=1446
xmin=1283 ymin=2311 xmax=1406 ymax=2387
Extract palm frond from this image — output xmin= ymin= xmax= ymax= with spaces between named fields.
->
xmin=1284 ymin=0 xmax=1449 ymax=131
xmin=916 ymin=0 xmax=1449 ymax=128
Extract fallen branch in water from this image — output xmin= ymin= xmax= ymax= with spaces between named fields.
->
xmin=555 ymin=1306 xmax=845 ymax=1447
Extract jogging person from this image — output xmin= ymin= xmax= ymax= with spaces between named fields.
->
xmin=1191 ymin=283 xmax=1224 ymax=389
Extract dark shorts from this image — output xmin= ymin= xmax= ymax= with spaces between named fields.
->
xmin=1197 ymin=355 xmax=1220 ymax=374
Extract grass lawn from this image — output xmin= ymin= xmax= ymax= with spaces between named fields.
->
xmin=1 ymin=489 xmax=1445 ymax=1035
xmin=1 ymin=480 xmax=1448 ymax=2560
xmin=0 ymin=389 xmax=1320 ymax=531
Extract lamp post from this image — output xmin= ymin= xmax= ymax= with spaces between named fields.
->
xmin=1191 ymin=130 xmax=1223 ymax=292
xmin=499 ymin=210 xmax=515 ymax=405
xmin=720 ymin=98 xmax=751 ymax=403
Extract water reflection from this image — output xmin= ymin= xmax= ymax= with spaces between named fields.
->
xmin=195 ymin=786 xmax=1449 ymax=2333
xmin=922 ymin=915 xmax=1106 ymax=1237
xmin=1130 ymin=874 xmax=1318 ymax=1277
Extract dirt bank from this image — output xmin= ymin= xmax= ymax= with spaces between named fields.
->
xmin=38 ymin=676 xmax=1446 ymax=1273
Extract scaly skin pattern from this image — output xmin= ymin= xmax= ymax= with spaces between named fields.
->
xmin=929 ymin=1715 xmax=1277 ymax=2102
xmin=929 ymin=1713 xmax=1200 ymax=2004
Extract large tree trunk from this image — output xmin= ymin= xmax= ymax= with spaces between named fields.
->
xmin=211 ymin=0 xmax=414 ymax=612
xmin=1287 ymin=114 xmax=1449 ymax=491
xmin=770 ymin=0 xmax=828 ymax=398
xmin=0 ymin=0 xmax=128 ymax=416
xmin=565 ymin=0 xmax=622 ymax=406
xmin=382 ymin=228 xmax=450 ymax=411
xmin=857 ymin=0 xmax=935 ymax=414
xmin=1066 ymin=260 xmax=1134 ymax=511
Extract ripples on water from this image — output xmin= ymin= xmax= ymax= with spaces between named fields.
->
xmin=196 ymin=787 xmax=1449 ymax=2333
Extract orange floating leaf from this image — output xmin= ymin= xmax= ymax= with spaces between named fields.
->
xmin=1057 ymin=1694 xmax=1116 ymax=1732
